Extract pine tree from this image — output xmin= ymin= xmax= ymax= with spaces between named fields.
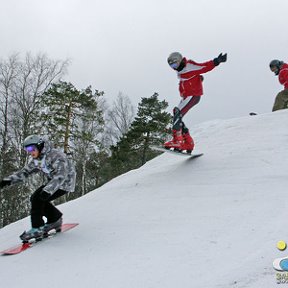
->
xmin=110 ymin=92 xmax=171 ymax=175
xmin=39 ymin=81 xmax=102 ymax=152
xmin=130 ymin=92 xmax=171 ymax=164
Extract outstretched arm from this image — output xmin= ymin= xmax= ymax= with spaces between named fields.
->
xmin=4 ymin=161 xmax=38 ymax=184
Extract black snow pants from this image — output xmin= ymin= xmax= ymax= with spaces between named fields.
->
xmin=30 ymin=185 xmax=67 ymax=228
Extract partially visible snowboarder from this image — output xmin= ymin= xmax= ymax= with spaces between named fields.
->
xmin=269 ymin=59 xmax=288 ymax=111
xmin=164 ymin=52 xmax=227 ymax=152
xmin=0 ymin=135 xmax=76 ymax=241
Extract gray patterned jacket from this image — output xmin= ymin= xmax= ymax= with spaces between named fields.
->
xmin=5 ymin=140 xmax=76 ymax=195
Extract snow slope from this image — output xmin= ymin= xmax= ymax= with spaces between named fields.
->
xmin=1 ymin=110 xmax=288 ymax=288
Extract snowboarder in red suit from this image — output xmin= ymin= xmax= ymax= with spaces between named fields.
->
xmin=164 ymin=52 xmax=227 ymax=152
xmin=269 ymin=59 xmax=288 ymax=111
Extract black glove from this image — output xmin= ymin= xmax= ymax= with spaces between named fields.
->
xmin=39 ymin=190 xmax=51 ymax=201
xmin=0 ymin=179 xmax=11 ymax=189
xmin=213 ymin=53 xmax=227 ymax=66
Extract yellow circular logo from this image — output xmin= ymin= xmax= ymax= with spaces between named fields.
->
xmin=277 ymin=240 xmax=287 ymax=251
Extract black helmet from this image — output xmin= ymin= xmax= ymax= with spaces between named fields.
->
xmin=269 ymin=59 xmax=284 ymax=75
xmin=23 ymin=135 xmax=44 ymax=152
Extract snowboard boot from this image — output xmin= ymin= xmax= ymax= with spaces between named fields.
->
xmin=164 ymin=129 xmax=183 ymax=151
xmin=43 ymin=217 xmax=63 ymax=236
xmin=181 ymin=131 xmax=195 ymax=153
xmin=20 ymin=227 xmax=44 ymax=243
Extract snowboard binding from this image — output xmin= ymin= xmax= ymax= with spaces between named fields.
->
xmin=164 ymin=147 xmax=192 ymax=155
xmin=20 ymin=228 xmax=44 ymax=243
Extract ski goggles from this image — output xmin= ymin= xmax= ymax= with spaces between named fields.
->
xmin=24 ymin=145 xmax=38 ymax=153
xmin=270 ymin=66 xmax=279 ymax=75
xmin=168 ymin=61 xmax=179 ymax=69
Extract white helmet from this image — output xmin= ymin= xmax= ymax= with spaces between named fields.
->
xmin=23 ymin=135 xmax=44 ymax=152
xmin=167 ymin=52 xmax=183 ymax=69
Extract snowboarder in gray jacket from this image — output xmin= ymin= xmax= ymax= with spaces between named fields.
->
xmin=0 ymin=135 xmax=76 ymax=241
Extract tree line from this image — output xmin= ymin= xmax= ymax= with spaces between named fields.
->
xmin=0 ymin=53 xmax=172 ymax=227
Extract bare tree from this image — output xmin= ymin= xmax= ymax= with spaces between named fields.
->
xmin=0 ymin=54 xmax=19 ymax=177
xmin=10 ymin=53 xmax=69 ymax=165
xmin=106 ymin=92 xmax=135 ymax=144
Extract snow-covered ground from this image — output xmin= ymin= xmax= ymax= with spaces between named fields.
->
xmin=1 ymin=110 xmax=288 ymax=288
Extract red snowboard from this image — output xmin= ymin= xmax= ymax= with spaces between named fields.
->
xmin=1 ymin=223 xmax=79 ymax=255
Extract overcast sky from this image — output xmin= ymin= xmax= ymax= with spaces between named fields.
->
xmin=0 ymin=0 xmax=287 ymax=125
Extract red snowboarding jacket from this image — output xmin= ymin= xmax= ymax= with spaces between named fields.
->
xmin=278 ymin=63 xmax=288 ymax=89
xmin=177 ymin=58 xmax=216 ymax=98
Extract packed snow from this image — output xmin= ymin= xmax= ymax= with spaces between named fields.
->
xmin=1 ymin=110 xmax=288 ymax=288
